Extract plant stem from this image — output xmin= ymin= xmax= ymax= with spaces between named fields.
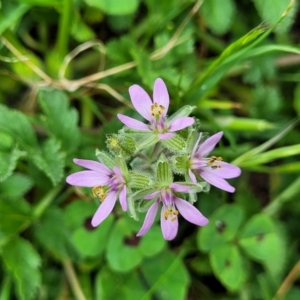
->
xmin=57 ymin=0 xmax=72 ymax=58
xmin=32 ymin=184 xmax=63 ymax=219
xmin=63 ymin=259 xmax=87 ymax=300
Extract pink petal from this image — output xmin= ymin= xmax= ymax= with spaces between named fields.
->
xmin=91 ymin=191 xmax=117 ymax=227
xmin=113 ymin=166 xmax=122 ymax=177
xmin=170 ymin=183 xmax=190 ymax=192
xmin=202 ymin=162 xmax=241 ymax=179
xmin=160 ymin=205 xmax=178 ymax=240
xmin=197 ymin=132 xmax=223 ymax=157
xmin=117 ymin=114 xmax=150 ymax=131
xmin=188 ymin=169 xmax=197 ymax=184
xmin=66 ymin=171 xmax=110 ymax=187
xmin=169 ymin=117 xmax=195 ymax=132
xmin=153 ymin=78 xmax=169 ymax=117
xmin=199 ymin=170 xmax=235 ymax=193
xmin=191 ymin=133 xmax=202 ymax=157
xmin=119 ymin=185 xmax=127 ymax=211
xmin=158 ymin=132 xmax=175 ymax=140
xmin=175 ymin=197 xmax=208 ymax=226
xmin=129 ymin=84 xmax=152 ymax=121
xmin=144 ymin=191 xmax=160 ymax=199
xmin=136 ymin=201 xmax=159 ymax=236
xmin=73 ymin=158 xmax=111 ymax=175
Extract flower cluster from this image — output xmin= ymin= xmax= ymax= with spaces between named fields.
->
xmin=66 ymin=78 xmax=241 ymax=240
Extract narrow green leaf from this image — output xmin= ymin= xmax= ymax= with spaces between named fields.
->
xmin=263 ymin=175 xmax=300 ymax=216
xmin=38 ymin=90 xmax=80 ymax=153
xmin=253 ymin=0 xmax=294 ymax=32
xmin=240 ymin=144 xmax=300 ymax=167
xmin=0 ymin=2 xmax=29 ymax=35
xmin=2 ymin=237 xmax=41 ymax=300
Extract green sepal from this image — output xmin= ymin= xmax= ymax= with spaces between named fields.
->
xmin=174 ymin=155 xmax=189 ymax=173
xmin=114 ymin=155 xmax=128 ymax=177
xmin=95 ymin=149 xmax=115 ymax=169
xmin=138 ymin=198 xmax=157 ymax=212
xmin=135 ymin=134 xmax=159 ymax=152
xmin=131 ymin=188 xmax=157 ymax=201
xmin=168 ymin=105 xmax=196 ymax=123
xmin=162 ymin=134 xmax=186 ymax=152
xmin=173 ymin=181 xmax=209 ymax=193
xmin=120 ymin=134 xmax=136 ymax=156
xmin=156 ymin=156 xmax=172 ymax=184
xmin=126 ymin=188 xmax=138 ymax=221
xmin=106 ymin=133 xmax=136 ymax=158
xmin=128 ymin=171 xmax=152 ymax=189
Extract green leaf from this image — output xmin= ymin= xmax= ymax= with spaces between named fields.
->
xmin=72 ymin=221 xmax=113 ymax=257
xmin=0 ymin=197 xmax=31 ymax=237
xmin=294 ymin=82 xmax=300 ymax=116
xmin=0 ymin=173 xmax=33 ymax=199
xmin=106 ymin=216 xmax=143 ymax=272
xmin=253 ymin=0 xmax=294 ymax=32
xmin=138 ymin=226 xmax=166 ymax=258
xmin=30 ymin=138 xmax=65 ymax=186
xmin=131 ymin=47 xmax=158 ymax=88
xmin=0 ymin=104 xmax=37 ymax=148
xmin=0 ymin=148 xmax=24 ymax=182
xmin=210 ymin=244 xmax=246 ymax=291
xmin=85 ymin=0 xmax=138 ymax=15
xmin=200 ymin=0 xmax=235 ymax=35
xmin=33 ymin=208 xmax=79 ymax=260
xmin=197 ymin=204 xmax=244 ymax=252
xmin=38 ymin=90 xmax=80 ymax=153
xmin=0 ymin=2 xmax=29 ymax=35
xmin=95 ymin=266 xmax=148 ymax=300
xmin=2 ymin=237 xmax=41 ymax=300
xmin=238 ymin=214 xmax=283 ymax=262
xmin=141 ymin=250 xmax=190 ymax=300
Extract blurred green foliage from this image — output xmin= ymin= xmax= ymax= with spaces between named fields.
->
xmin=1 ymin=0 xmax=300 ymax=299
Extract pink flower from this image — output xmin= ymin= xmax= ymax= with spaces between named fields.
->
xmin=189 ymin=132 xmax=241 ymax=193
xmin=137 ymin=183 xmax=208 ymax=240
xmin=66 ymin=159 xmax=127 ymax=227
xmin=117 ymin=78 xmax=194 ymax=140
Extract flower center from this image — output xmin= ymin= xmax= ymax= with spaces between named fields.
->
xmin=163 ymin=206 xmax=179 ymax=222
xmin=92 ymin=186 xmax=107 ymax=202
xmin=207 ymin=156 xmax=223 ymax=170
xmin=150 ymin=102 xmax=165 ymax=117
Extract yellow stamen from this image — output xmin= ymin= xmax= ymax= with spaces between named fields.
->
xmin=207 ymin=156 xmax=223 ymax=170
xmin=92 ymin=186 xmax=107 ymax=202
xmin=150 ymin=102 xmax=165 ymax=117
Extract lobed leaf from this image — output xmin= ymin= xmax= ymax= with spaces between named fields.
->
xmin=2 ymin=237 xmax=41 ymax=300
xmin=38 ymin=90 xmax=80 ymax=153
xmin=29 ymin=138 xmax=65 ymax=186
